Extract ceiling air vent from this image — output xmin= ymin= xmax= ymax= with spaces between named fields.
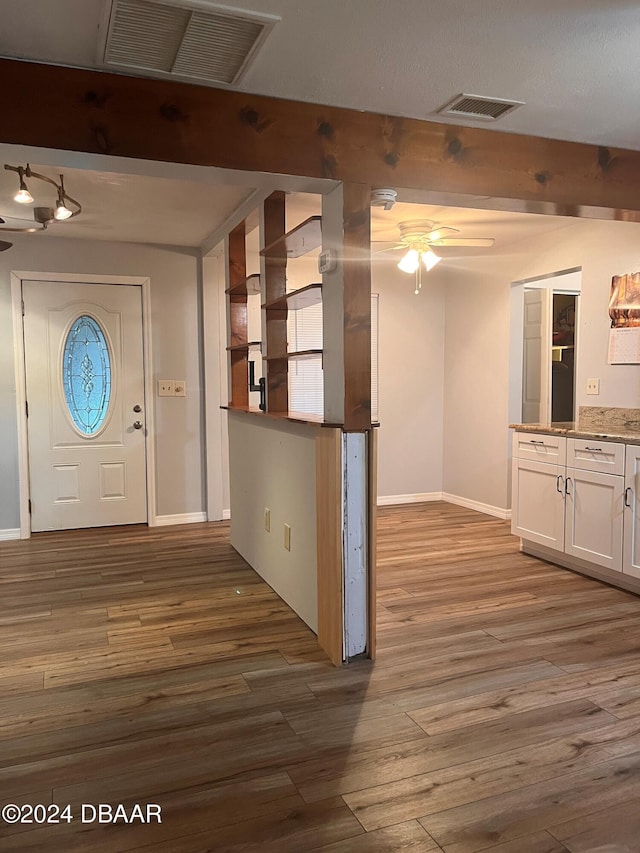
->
xmin=437 ymin=93 xmax=524 ymax=122
xmin=102 ymin=0 xmax=279 ymax=85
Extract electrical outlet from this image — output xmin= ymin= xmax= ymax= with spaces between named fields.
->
xmin=158 ymin=380 xmax=174 ymax=397
xmin=284 ymin=523 xmax=291 ymax=551
xmin=264 ymin=508 xmax=270 ymax=532
xmin=586 ymin=378 xmax=600 ymax=395
xmin=174 ymin=380 xmax=186 ymax=397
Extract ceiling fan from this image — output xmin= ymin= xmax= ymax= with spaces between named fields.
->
xmin=374 ymin=219 xmax=495 ymax=293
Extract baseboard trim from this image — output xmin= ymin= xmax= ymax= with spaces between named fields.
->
xmin=0 ymin=528 xmax=21 ymax=541
xmin=377 ymin=492 xmax=443 ymax=506
xmin=441 ymin=493 xmax=512 ymax=521
xmin=154 ymin=512 xmax=207 ymax=527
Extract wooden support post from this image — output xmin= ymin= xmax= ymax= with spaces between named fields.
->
xmin=261 ymin=192 xmax=289 ymax=413
xmin=227 ymin=222 xmax=248 ymax=407
xmin=342 ymin=183 xmax=372 ymax=432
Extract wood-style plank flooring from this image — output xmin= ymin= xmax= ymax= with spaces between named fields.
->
xmin=1 ymin=502 xmax=640 ymax=851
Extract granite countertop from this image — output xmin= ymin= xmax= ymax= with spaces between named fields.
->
xmin=510 ymin=421 xmax=640 ymax=445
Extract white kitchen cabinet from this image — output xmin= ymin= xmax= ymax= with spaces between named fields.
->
xmin=512 ymin=432 xmax=631 ymax=584
xmin=564 ymin=467 xmax=624 ymax=572
xmin=623 ymin=444 xmax=640 ymax=579
xmin=511 ymin=456 xmax=565 ymax=550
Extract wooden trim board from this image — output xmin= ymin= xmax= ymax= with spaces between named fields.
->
xmin=316 ymin=428 xmax=343 ymax=665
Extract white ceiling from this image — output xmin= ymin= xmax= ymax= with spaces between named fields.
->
xmin=0 ymin=161 xmax=253 ymax=246
xmin=2 ymin=0 xmax=640 ymax=150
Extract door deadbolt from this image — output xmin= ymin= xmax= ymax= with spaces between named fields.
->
xmin=133 ymin=404 xmax=142 ymax=413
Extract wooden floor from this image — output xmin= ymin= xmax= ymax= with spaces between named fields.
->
xmin=1 ymin=503 xmax=640 ymax=852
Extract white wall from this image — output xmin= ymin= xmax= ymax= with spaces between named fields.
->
xmin=227 ymin=412 xmax=318 ymax=631
xmin=442 ymin=261 xmax=514 ymax=511
xmin=0 ymin=233 xmax=205 ymax=531
xmin=374 ymin=261 xmax=446 ymax=500
xmin=442 ymin=217 xmax=640 ymax=514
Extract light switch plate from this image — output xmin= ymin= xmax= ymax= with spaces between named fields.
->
xmin=264 ymin=508 xmax=270 ymax=532
xmin=158 ymin=380 xmax=174 ymax=396
xmin=284 ymin=523 xmax=291 ymax=551
xmin=174 ymin=381 xmax=186 ymax=397
xmin=586 ymin=378 xmax=600 ymax=395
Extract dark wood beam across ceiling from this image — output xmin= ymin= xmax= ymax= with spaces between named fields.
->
xmin=3 ymin=58 xmax=640 ymax=216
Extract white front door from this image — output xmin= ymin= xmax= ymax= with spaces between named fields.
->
xmin=22 ymin=280 xmax=147 ymax=532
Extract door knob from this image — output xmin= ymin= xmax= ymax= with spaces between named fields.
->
xmin=133 ymin=404 xmax=142 ymax=413
xmin=133 ymin=421 xmax=143 ymax=430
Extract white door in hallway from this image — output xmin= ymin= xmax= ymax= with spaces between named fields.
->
xmin=22 ymin=280 xmax=147 ymax=531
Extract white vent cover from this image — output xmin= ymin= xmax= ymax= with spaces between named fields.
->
xmin=102 ymin=0 xmax=279 ymax=85
xmin=437 ymin=93 xmax=524 ymax=122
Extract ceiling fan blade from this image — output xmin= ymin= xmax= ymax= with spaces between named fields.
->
xmin=372 ymin=242 xmax=405 ymax=254
xmin=426 ymin=226 xmax=459 ymax=241
xmin=0 ymin=240 xmax=13 ymax=252
xmin=430 ymin=238 xmax=495 ymax=248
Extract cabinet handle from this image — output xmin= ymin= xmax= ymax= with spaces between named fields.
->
xmin=556 ymin=475 xmax=564 ymax=494
xmin=584 ymin=446 xmax=603 ymax=452
xmin=565 ymin=477 xmax=572 ymax=496
xmin=625 ymin=487 xmax=633 ymax=508
xmin=529 ymin=440 xmax=545 ymax=445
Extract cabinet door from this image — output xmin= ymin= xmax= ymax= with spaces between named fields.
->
xmin=623 ymin=445 xmax=640 ymax=579
xmin=512 ymin=458 xmax=565 ymax=550
xmin=564 ymin=467 xmax=624 ymax=572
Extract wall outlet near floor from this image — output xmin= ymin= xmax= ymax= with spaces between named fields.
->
xmin=284 ymin=523 xmax=291 ymax=551
xmin=158 ymin=380 xmax=175 ymax=397
xmin=264 ymin=508 xmax=270 ymax=532
xmin=586 ymin=378 xmax=600 ymax=395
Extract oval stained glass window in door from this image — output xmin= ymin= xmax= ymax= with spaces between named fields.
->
xmin=62 ymin=315 xmax=112 ymax=435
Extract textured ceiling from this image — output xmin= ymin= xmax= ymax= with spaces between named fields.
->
xmin=1 ymin=0 xmax=639 ymax=150
xmin=1 ymin=1 xmax=629 ymax=249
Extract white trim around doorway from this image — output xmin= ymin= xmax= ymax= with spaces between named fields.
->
xmin=11 ymin=271 xmax=157 ymax=538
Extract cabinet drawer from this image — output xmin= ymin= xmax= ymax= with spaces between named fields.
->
xmin=512 ymin=432 xmax=566 ymax=464
xmin=567 ymin=438 xmax=624 ymax=475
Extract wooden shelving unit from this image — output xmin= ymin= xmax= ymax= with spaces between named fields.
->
xmin=260 ymin=216 xmax=322 ymax=259
xmin=224 ymin=193 xmax=325 ymax=419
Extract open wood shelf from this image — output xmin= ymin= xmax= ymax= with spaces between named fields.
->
xmin=226 ymin=341 xmax=261 ymax=352
xmin=260 ymin=216 xmax=322 ymax=259
xmin=225 ymin=273 xmax=261 ymax=296
xmin=222 ymin=404 xmax=341 ymax=427
xmin=265 ymin=349 xmax=323 ymax=361
xmin=263 ymin=283 xmax=322 ymax=311
xmin=222 ymin=403 xmax=379 ymax=429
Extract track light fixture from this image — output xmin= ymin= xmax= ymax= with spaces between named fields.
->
xmin=2 ymin=164 xmax=81 ymax=233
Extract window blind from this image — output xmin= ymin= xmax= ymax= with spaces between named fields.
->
xmin=288 ymin=293 xmax=379 ymax=419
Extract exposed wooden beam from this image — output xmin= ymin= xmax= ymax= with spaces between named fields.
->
xmin=3 ymin=59 xmax=640 ymax=216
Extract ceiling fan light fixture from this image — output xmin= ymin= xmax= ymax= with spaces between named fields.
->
xmin=398 ymin=248 xmax=420 ymax=273
xmin=421 ymin=249 xmax=441 ymax=271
